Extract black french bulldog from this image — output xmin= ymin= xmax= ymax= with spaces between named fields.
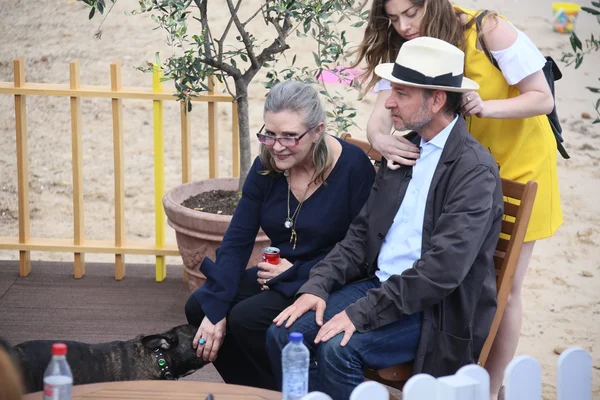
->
xmin=11 ymin=324 xmax=207 ymax=393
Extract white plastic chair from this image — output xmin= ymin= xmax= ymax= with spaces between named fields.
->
xmin=301 ymin=392 xmax=333 ymax=400
xmin=349 ymin=381 xmax=389 ymax=400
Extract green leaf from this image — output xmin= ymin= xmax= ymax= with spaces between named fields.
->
xmin=581 ymin=6 xmax=600 ymax=15
xmin=351 ymin=22 xmax=365 ymax=27
xmin=88 ymin=7 xmax=96 ymax=19
xmin=570 ymin=32 xmax=583 ymax=51
xmin=587 ymin=86 xmax=600 ymax=93
xmin=575 ymin=53 xmax=584 ymax=68
xmin=591 ymin=1 xmax=600 ymax=7
xmin=312 ymin=52 xmax=321 ymax=67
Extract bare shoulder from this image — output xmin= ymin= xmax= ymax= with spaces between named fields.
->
xmin=480 ymin=14 xmax=518 ymax=52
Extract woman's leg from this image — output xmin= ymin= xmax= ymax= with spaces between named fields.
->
xmin=226 ymin=289 xmax=294 ymax=390
xmin=184 ymin=267 xmax=265 ymax=387
xmin=486 ymin=241 xmax=536 ymax=400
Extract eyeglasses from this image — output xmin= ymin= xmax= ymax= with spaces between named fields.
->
xmin=256 ymin=125 xmax=313 ymax=147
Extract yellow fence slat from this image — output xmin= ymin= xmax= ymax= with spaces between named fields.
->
xmin=111 ymin=61 xmax=126 ymax=280
xmin=208 ymin=77 xmax=218 ymax=178
xmin=14 ymin=57 xmax=31 ymax=276
xmin=153 ymin=64 xmax=166 ymax=282
xmin=70 ymin=60 xmax=86 ymax=278
xmin=0 ymin=82 xmax=233 ymax=102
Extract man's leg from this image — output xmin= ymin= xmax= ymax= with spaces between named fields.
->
xmin=266 ymin=304 xmax=324 ymax=392
xmin=316 ymin=311 xmax=421 ymax=400
xmin=267 ymin=278 xmax=416 ymax=394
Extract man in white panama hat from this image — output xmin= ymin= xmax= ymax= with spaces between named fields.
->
xmin=266 ymin=37 xmax=503 ymax=399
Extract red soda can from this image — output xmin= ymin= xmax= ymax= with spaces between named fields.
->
xmin=262 ymin=246 xmax=280 ymax=265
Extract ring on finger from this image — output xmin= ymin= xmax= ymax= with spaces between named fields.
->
xmin=466 ymin=96 xmax=471 ymax=102
xmin=198 ymin=338 xmax=206 ymax=345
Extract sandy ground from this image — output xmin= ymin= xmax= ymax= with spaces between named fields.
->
xmin=0 ymin=0 xmax=599 ymax=397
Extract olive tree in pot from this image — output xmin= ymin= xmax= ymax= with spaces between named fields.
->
xmin=82 ymin=0 xmax=365 ymax=289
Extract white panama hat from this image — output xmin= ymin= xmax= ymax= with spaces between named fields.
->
xmin=374 ymin=37 xmax=479 ymax=93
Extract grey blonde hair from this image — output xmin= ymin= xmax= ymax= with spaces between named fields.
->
xmin=259 ymin=81 xmax=331 ymax=185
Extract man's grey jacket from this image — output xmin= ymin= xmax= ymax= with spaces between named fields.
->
xmin=298 ymin=118 xmax=504 ymax=377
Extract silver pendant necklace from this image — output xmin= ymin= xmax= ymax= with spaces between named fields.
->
xmin=284 ymin=171 xmax=310 ymax=250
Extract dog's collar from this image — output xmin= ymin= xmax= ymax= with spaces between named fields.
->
xmin=153 ymin=348 xmax=176 ymax=380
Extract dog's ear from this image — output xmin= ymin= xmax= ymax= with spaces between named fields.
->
xmin=141 ymin=333 xmax=178 ymax=350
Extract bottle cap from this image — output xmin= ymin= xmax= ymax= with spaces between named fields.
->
xmin=289 ymin=332 xmax=303 ymax=342
xmin=51 ymin=343 xmax=68 ymax=356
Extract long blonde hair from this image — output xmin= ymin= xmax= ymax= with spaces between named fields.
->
xmin=259 ymin=81 xmax=331 ymax=185
xmin=352 ymin=0 xmax=466 ymax=92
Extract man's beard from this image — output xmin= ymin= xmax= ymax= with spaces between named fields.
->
xmin=395 ymin=97 xmax=432 ymax=132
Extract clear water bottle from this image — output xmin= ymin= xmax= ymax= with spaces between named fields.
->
xmin=282 ymin=332 xmax=309 ymax=400
xmin=43 ymin=343 xmax=73 ymax=400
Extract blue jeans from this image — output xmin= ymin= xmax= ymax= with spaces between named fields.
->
xmin=266 ymin=278 xmax=422 ymax=400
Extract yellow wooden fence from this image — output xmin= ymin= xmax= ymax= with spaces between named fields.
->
xmin=0 ymin=57 xmax=240 ymax=281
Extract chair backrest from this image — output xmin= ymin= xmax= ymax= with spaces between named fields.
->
xmin=477 ymin=178 xmax=537 ymax=365
xmin=340 ymin=133 xmax=538 ymax=368
xmin=340 ymin=133 xmax=382 ymax=169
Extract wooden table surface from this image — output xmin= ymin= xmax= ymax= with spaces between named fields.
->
xmin=23 ymin=380 xmax=282 ymax=400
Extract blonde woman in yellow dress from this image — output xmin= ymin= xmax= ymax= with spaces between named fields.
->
xmin=352 ymin=1 xmax=562 ymax=398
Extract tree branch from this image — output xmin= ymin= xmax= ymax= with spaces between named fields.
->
xmin=217 ymin=0 xmax=241 ymax=63
xmin=93 ymin=0 xmax=118 ymax=39
xmin=193 ymin=0 xmax=213 ymax=60
xmin=196 ymin=56 xmax=240 ymax=79
xmin=243 ymin=14 xmax=293 ymax=82
xmin=242 ymin=3 xmax=266 ymax=27
xmin=226 ymin=0 xmax=259 ymax=69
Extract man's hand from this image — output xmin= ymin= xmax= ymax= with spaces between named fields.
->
xmin=257 ymin=258 xmax=293 ymax=290
xmin=314 ymin=310 xmax=356 ymax=346
xmin=193 ymin=316 xmax=226 ymax=362
xmin=273 ymin=293 xmax=326 ymax=328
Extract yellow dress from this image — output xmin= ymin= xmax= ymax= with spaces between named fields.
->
xmin=459 ymin=7 xmax=563 ymax=242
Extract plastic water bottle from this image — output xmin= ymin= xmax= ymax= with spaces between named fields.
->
xmin=43 ymin=343 xmax=73 ymax=400
xmin=282 ymin=332 xmax=309 ymax=400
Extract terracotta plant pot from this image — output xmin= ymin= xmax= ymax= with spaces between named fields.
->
xmin=163 ymin=178 xmax=270 ymax=292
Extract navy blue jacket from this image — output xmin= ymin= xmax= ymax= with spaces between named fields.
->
xmin=194 ymin=136 xmax=376 ymax=323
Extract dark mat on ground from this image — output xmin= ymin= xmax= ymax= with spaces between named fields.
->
xmin=0 ymin=260 xmax=221 ymax=383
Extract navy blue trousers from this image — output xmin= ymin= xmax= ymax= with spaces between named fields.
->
xmin=266 ymin=278 xmax=422 ymax=400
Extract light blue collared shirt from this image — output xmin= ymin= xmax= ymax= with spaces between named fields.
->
xmin=376 ymin=116 xmax=458 ymax=282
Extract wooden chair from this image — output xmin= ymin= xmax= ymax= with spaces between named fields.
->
xmin=340 ymin=133 xmax=538 ymax=391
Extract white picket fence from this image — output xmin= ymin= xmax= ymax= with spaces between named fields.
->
xmin=302 ymin=347 xmax=593 ymax=400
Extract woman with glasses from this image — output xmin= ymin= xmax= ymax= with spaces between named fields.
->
xmin=184 ymin=81 xmax=375 ymax=390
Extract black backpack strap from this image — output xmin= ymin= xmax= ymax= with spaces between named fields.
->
xmin=474 ymin=10 xmax=570 ymax=159
xmin=474 ymin=10 xmax=499 ymax=69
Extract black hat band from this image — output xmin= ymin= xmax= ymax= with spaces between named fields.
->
xmin=392 ymin=63 xmax=462 ymax=87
